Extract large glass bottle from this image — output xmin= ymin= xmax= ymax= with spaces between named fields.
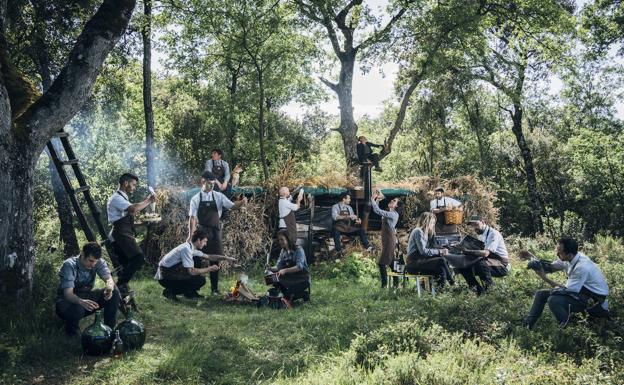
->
xmin=81 ymin=310 xmax=113 ymax=356
xmin=114 ymin=309 xmax=146 ymax=351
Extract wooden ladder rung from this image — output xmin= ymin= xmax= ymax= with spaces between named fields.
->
xmin=61 ymin=159 xmax=79 ymax=166
xmin=74 ymin=186 xmax=90 ymax=194
xmin=53 ymin=131 xmax=69 ymax=138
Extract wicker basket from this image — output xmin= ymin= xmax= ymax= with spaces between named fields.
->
xmin=444 ymin=209 xmax=463 ymax=225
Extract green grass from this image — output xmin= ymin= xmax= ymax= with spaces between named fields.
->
xmin=1 ymin=252 xmax=623 ymax=385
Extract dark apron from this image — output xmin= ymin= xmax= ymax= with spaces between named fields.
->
xmin=379 ymin=216 xmax=396 ymax=265
xmin=197 ymin=191 xmax=223 ymax=255
xmin=481 ymin=228 xmax=508 ymax=268
xmin=57 ymin=267 xmax=96 ymax=300
xmin=211 ymin=160 xmax=225 ymax=183
xmin=112 ymin=192 xmax=142 ymax=259
xmin=434 ymin=198 xmax=458 ymax=235
xmin=277 ymin=252 xmax=310 ymax=289
xmin=334 ymin=204 xmax=359 ymax=234
xmin=159 ymin=262 xmax=191 ymax=281
xmin=282 ymin=210 xmax=298 ymax=245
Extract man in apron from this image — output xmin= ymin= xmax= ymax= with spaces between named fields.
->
xmin=331 ymin=192 xmax=372 ymax=254
xmin=106 ymin=172 xmax=155 ymax=296
xmin=522 ymin=237 xmax=610 ymax=329
xmin=371 ymin=192 xmax=404 ymax=288
xmin=278 ymin=186 xmax=304 ymax=245
xmin=55 ymin=242 xmax=121 ymax=336
xmin=205 ymin=148 xmax=232 ymax=197
xmin=188 ymin=171 xmax=247 ymax=294
xmin=430 ymin=187 xmax=462 ymax=235
xmin=458 ymin=215 xmax=509 ymax=295
xmin=155 ymin=229 xmax=235 ymax=300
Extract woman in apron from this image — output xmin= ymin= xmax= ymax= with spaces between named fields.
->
xmin=405 ymin=212 xmax=455 ymax=287
xmin=271 ymin=230 xmax=311 ymax=304
xmin=371 ymin=192 xmax=404 ymax=288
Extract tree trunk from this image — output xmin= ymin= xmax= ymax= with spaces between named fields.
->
xmin=142 ymin=0 xmax=155 ymax=188
xmin=257 ymin=70 xmax=269 ymax=180
xmin=226 ymin=63 xmax=239 ymax=161
xmin=511 ymin=104 xmax=543 ymax=234
xmin=335 ymin=55 xmax=359 ymax=169
xmin=0 ymin=0 xmax=136 ymax=300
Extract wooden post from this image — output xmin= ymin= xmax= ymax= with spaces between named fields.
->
xmin=307 ymin=195 xmax=315 ymax=263
xmin=361 ymin=163 xmax=373 ymax=230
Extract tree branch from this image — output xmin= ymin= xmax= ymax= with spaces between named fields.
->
xmin=356 ymin=1 xmax=412 ymax=52
xmin=319 ymin=76 xmax=338 ymax=93
xmin=15 ymin=0 xmax=136 ymax=150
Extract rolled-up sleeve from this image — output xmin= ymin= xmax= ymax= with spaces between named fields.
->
xmin=220 ymin=194 xmax=235 ymax=210
xmin=189 ymin=194 xmax=199 ymax=217
xmin=331 ymin=204 xmax=340 ymax=221
xmin=59 ymin=263 xmax=76 ymax=290
xmin=95 ymin=260 xmax=111 ymax=280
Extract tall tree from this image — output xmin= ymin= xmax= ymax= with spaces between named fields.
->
xmin=0 ymin=0 xmax=136 ymax=300
xmin=142 ymin=0 xmax=155 ymax=187
xmin=294 ymin=0 xmax=412 ymax=169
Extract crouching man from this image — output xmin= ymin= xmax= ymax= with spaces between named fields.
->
xmin=56 ymin=242 xmax=121 ymax=336
xmin=268 ymin=230 xmax=311 ymax=306
xmin=523 ymin=237 xmax=610 ymax=329
xmin=156 ymin=229 xmax=235 ymax=300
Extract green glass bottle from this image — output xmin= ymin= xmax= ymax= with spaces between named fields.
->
xmin=81 ymin=310 xmax=113 ymax=356
xmin=114 ymin=309 xmax=146 ymax=351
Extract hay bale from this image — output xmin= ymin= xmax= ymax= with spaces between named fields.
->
xmin=144 ymin=188 xmax=271 ymax=269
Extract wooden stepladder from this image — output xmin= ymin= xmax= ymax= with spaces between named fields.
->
xmin=46 ymin=129 xmax=138 ymax=312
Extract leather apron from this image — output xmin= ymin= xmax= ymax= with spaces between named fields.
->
xmin=334 ymin=204 xmax=359 ymax=234
xmin=197 ymin=191 xmax=223 ymax=255
xmin=379 ymin=216 xmax=396 ymax=265
xmin=277 ymin=250 xmax=310 ymax=288
xmin=282 ymin=210 xmax=298 ymax=245
xmin=434 ymin=198 xmax=458 ymax=235
xmin=111 ymin=191 xmax=142 ymax=258
xmin=481 ymin=227 xmax=507 ymax=268
xmin=211 ymin=160 xmax=228 ymax=195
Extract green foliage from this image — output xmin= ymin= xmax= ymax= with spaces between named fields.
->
xmin=314 ymin=253 xmax=378 ymax=281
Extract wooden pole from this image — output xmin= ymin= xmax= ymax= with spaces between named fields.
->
xmin=307 ymin=195 xmax=315 ymax=263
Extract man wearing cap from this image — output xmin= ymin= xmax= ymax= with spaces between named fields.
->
xmin=107 ymin=172 xmax=155 ymax=295
xmin=458 ymin=215 xmax=509 ymax=295
xmin=430 ymin=187 xmax=462 ymax=235
xmin=356 ymin=136 xmax=383 ymax=172
xmin=205 ymin=148 xmax=232 ymax=197
xmin=188 ymin=171 xmax=247 ymax=294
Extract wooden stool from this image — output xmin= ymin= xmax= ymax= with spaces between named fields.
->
xmin=386 ymin=271 xmax=404 ymax=289
xmin=403 ymin=274 xmax=436 ymax=297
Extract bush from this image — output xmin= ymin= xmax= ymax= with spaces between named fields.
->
xmin=313 ymin=253 xmax=378 ymax=281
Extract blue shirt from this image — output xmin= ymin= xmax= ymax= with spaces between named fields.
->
xmin=277 ymin=246 xmax=308 ymax=272
xmin=57 ymin=256 xmax=111 ymax=297
xmin=371 ymin=199 xmax=399 ymax=230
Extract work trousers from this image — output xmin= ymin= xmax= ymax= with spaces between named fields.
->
xmin=55 ymin=288 xmax=121 ymax=334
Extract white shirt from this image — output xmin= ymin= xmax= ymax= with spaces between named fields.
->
xmin=430 ymin=197 xmax=461 ymax=210
xmin=107 ymin=189 xmax=131 ymax=224
xmin=551 ymin=253 xmax=609 ymax=297
xmin=278 ymin=197 xmax=299 ymax=228
xmin=154 ymin=241 xmax=204 ymax=280
xmin=480 ymin=226 xmax=510 ymax=267
xmin=189 ymin=189 xmax=234 ymax=218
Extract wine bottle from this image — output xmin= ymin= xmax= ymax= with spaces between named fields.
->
xmin=112 ymin=330 xmax=124 ymax=357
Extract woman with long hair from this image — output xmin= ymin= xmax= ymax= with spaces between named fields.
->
xmin=406 ymin=212 xmax=454 ymax=287
xmin=371 ymin=191 xmax=404 ymax=288
xmin=269 ymin=230 xmax=311 ymax=304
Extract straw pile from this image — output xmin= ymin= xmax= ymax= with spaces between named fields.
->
xmin=143 ymin=188 xmax=271 ymax=269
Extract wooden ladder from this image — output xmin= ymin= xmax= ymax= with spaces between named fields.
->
xmin=46 ymin=130 xmax=109 ymax=243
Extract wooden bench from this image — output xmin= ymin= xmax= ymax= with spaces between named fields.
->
xmin=386 ymin=271 xmax=436 ymax=297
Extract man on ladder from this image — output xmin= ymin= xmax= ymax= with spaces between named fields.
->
xmin=107 ymin=173 xmax=155 ymax=296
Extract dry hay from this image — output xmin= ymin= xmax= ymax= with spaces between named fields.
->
xmin=143 ymin=187 xmax=271 ymax=269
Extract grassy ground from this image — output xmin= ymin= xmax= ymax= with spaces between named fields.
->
xmin=1 ymin=250 xmax=623 ymax=385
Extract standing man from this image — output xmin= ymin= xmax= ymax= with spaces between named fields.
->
xmin=107 ymin=172 xmax=155 ymax=295
xmin=430 ymin=187 xmax=462 ymax=235
xmin=457 ymin=215 xmax=510 ymax=295
xmin=188 ymin=171 xmax=247 ymax=294
xmin=278 ymin=186 xmax=304 ymax=245
xmin=205 ymin=148 xmax=232 ymax=197
xmin=356 ymin=136 xmax=383 ymax=172
xmin=56 ymin=242 xmax=121 ymax=336
xmin=523 ymin=237 xmax=610 ymax=329
xmin=155 ymin=229 xmax=235 ymax=300
xmin=331 ymin=192 xmax=373 ymax=254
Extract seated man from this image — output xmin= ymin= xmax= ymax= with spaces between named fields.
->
xmin=56 ymin=242 xmax=121 ymax=336
xmin=457 ymin=215 xmax=509 ymax=295
xmin=523 ymin=237 xmax=610 ymax=329
xmin=331 ymin=192 xmax=373 ymax=254
xmin=356 ymin=136 xmax=383 ymax=172
xmin=155 ymin=229 xmax=235 ymax=300
xmin=268 ymin=230 xmax=311 ymax=306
